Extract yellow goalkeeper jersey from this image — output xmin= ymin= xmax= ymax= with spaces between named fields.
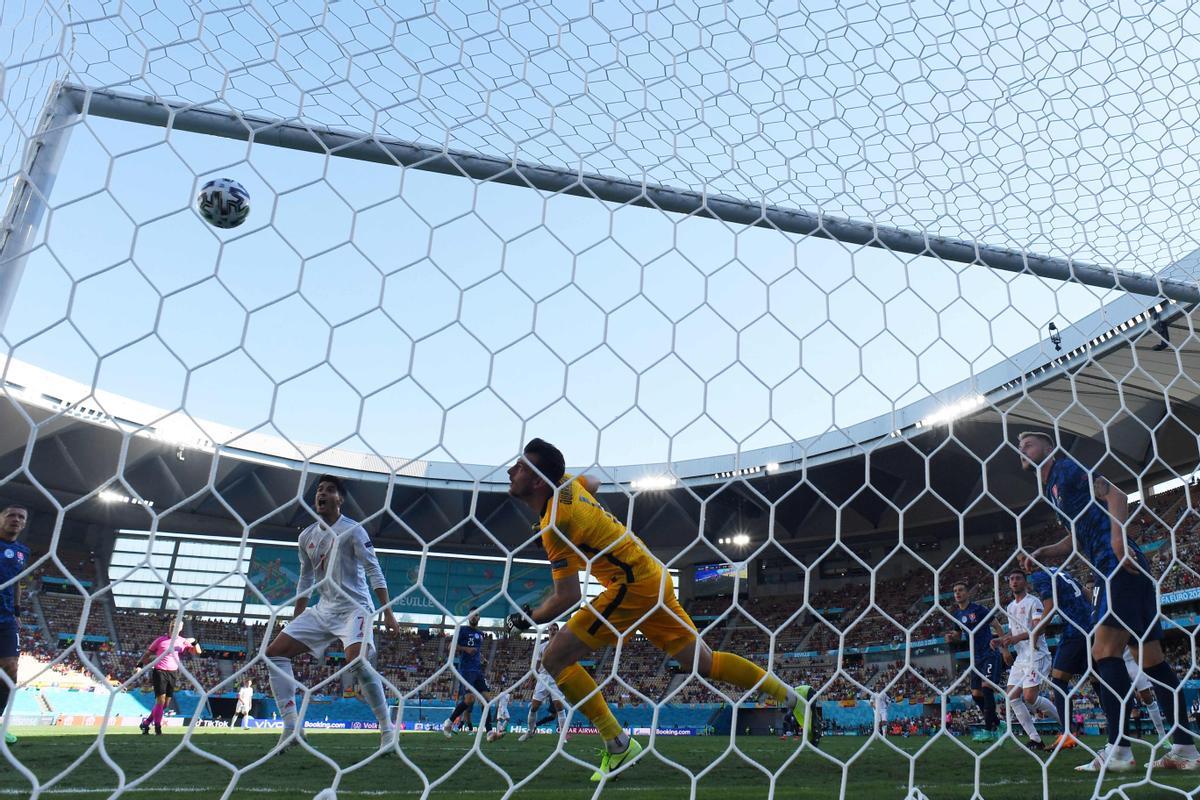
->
xmin=538 ymin=475 xmax=664 ymax=587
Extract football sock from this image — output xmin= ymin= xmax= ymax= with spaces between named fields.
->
xmin=527 ymin=708 xmax=537 ymax=733
xmin=1033 ymin=695 xmax=1060 ymax=724
xmin=555 ymin=663 xmax=622 ymax=742
xmin=0 ymin=679 xmax=9 ymax=717
xmin=449 ymin=701 xmax=469 ymax=725
xmin=709 ymin=652 xmax=789 ymax=703
xmin=1010 ymin=697 xmax=1040 ymax=741
xmin=557 ymin=710 xmax=568 ymax=731
xmin=1095 ymin=657 xmax=1133 ymax=748
xmin=981 ymin=690 xmax=999 ymax=729
xmin=1146 ymin=700 xmax=1166 ymax=740
xmin=1050 ymin=677 xmax=1071 ymax=733
xmin=353 ymin=664 xmax=393 ymax=733
xmin=1143 ymin=661 xmax=1194 ymax=747
xmin=267 ymin=656 xmax=299 ymax=731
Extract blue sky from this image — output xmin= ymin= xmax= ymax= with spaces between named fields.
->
xmin=3 ymin=0 xmax=1196 ymax=469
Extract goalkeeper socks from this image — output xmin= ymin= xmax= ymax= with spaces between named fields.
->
xmin=1143 ymin=661 xmax=1192 ymax=746
xmin=1050 ymin=677 xmax=1071 ymax=732
xmin=709 ymin=652 xmax=787 ymax=703
xmin=1033 ymin=695 xmax=1060 ymax=724
xmin=1009 ymin=698 xmax=1040 ymax=741
xmin=267 ymin=656 xmax=299 ymax=731
xmin=1094 ymin=657 xmax=1133 ymax=747
xmin=353 ymin=664 xmax=393 ymax=733
xmin=555 ymin=663 xmax=622 ymax=742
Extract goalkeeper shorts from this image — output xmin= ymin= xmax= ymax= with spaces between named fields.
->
xmin=567 ymin=573 xmax=697 ymax=654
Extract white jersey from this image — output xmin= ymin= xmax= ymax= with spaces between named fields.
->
xmin=297 ymin=515 xmax=387 ymax=613
xmin=533 ymin=637 xmax=554 ymax=681
xmin=874 ymin=692 xmax=890 ymax=719
xmin=236 ymin=685 xmax=253 ymax=711
xmin=1005 ymin=593 xmax=1049 ymax=661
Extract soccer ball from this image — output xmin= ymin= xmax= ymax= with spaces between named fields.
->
xmin=197 ymin=178 xmax=250 ymax=228
xmin=486 ymin=729 xmax=503 ymax=742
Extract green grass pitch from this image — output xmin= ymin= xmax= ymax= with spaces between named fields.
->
xmin=0 ymin=728 xmax=1195 ymax=799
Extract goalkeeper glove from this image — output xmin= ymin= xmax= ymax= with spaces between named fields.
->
xmin=505 ymin=604 xmax=535 ymax=634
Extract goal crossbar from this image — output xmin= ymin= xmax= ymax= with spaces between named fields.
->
xmin=12 ymin=83 xmax=1200 ymax=308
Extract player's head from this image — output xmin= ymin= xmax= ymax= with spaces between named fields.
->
xmin=467 ymin=605 xmax=481 ymax=627
xmin=168 ymin=618 xmax=184 ymax=637
xmin=951 ymin=581 xmax=969 ymax=605
xmin=0 ymin=505 xmax=28 ymax=539
xmin=1017 ymin=431 xmax=1055 ymax=471
xmin=547 ymin=622 xmax=559 ymax=637
xmin=245 ymin=679 xmax=253 ymax=688
xmin=509 ymin=438 xmax=566 ymax=502
xmin=1006 ymin=568 xmax=1027 ymax=595
xmin=314 ymin=474 xmax=346 ymax=518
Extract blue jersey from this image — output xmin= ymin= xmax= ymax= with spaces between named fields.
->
xmin=951 ymin=602 xmax=996 ymax=657
xmin=456 ymin=626 xmax=485 ymax=675
xmin=1044 ymin=456 xmax=1147 ymax=576
xmin=1027 ymin=567 xmax=1093 ymax=639
xmin=0 ymin=540 xmax=30 ymax=623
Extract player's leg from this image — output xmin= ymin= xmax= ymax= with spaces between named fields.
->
xmin=343 ymin=618 xmax=395 ymax=744
xmin=1137 ymin=636 xmax=1200 ymax=767
xmin=540 ymin=624 xmax=619 ymax=749
xmin=0 ymin=643 xmax=18 ymax=745
xmin=551 ymin=697 xmax=569 ymax=736
xmin=1080 ymin=613 xmax=1136 ymax=771
xmin=264 ymin=629 xmax=314 ymax=741
xmin=522 ymin=696 xmax=543 ymax=741
xmin=1006 ymin=677 xmax=1041 ymax=745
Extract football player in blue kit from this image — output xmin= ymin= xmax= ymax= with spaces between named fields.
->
xmin=947 ymin=581 xmax=1009 ymax=741
xmin=1021 ymin=431 xmax=1198 ymax=772
xmin=0 ymin=505 xmax=31 ymax=746
xmin=1022 ymin=559 xmax=1093 ymax=749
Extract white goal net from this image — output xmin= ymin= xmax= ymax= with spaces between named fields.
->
xmin=0 ymin=1 xmax=1198 ymax=799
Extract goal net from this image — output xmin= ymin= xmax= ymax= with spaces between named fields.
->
xmin=0 ymin=1 xmax=1197 ymax=798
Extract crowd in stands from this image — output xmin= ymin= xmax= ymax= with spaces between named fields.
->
xmin=7 ymin=483 xmax=1195 ymax=727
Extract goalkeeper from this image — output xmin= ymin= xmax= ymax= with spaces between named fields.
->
xmin=505 ymin=438 xmax=813 ymax=782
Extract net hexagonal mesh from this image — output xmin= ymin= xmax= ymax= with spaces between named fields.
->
xmin=0 ymin=1 xmax=1197 ymax=798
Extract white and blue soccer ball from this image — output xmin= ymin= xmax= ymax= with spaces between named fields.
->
xmin=197 ymin=177 xmax=250 ymax=229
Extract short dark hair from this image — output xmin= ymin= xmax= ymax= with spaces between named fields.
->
xmin=2 ymin=505 xmax=29 ymax=516
xmin=1017 ymin=431 xmax=1055 ymax=447
xmin=523 ymin=438 xmax=566 ymax=485
xmin=951 ymin=581 xmax=968 ymax=591
xmin=315 ymin=474 xmax=346 ymax=496
xmin=1007 ymin=568 xmax=1026 ymax=579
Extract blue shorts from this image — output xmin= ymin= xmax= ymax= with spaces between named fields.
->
xmin=0 ymin=620 xmax=17 ymax=659
xmin=1094 ymin=570 xmax=1162 ymax=641
xmin=966 ymin=650 xmax=1004 ymax=691
xmin=1052 ymin=634 xmax=1089 ymax=676
xmin=457 ymin=670 xmax=489 ymax=699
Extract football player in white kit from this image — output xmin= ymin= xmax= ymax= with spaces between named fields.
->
xmin=519 ymin=622 xmax=569 ymax=741
xmin=233 ymin=679 xmax=254 ymax=729
xmin=992 ymin=569 xmax=1060 ymax=749
xmin=487 ymin=690 xmax=512 ymax=741
xmin=262 ymin=475 xmax=400 ymax=750
xmin=874 ymin=688 xmax=891 ymax=735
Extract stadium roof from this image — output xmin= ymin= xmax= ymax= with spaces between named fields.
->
xmin=1 ymin=260 xmax=1197 ymax=558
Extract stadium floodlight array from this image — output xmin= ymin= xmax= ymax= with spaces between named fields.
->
xmin=0 ymin=1 xmax=1198 ymax=798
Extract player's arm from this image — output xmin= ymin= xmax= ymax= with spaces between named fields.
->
xmin=508 ymin=573 xmax=581 ymax=632
xmin=1030 ymin=535 xmax=1072 ymax=563
xmin=294 ymin=539 xmax=314 ymax=618
xmin=353 ymin=527 xmax=399 ymax=632
xmin=189 ymin=639 xmax=202 ymax=655
xmin=135 ymin=645 xmax=157 ymax=670
xmin=579 ymin=474 xmax=602 ymax=495
xmin=1093 ymin=476 xmax=1133 ymax=570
